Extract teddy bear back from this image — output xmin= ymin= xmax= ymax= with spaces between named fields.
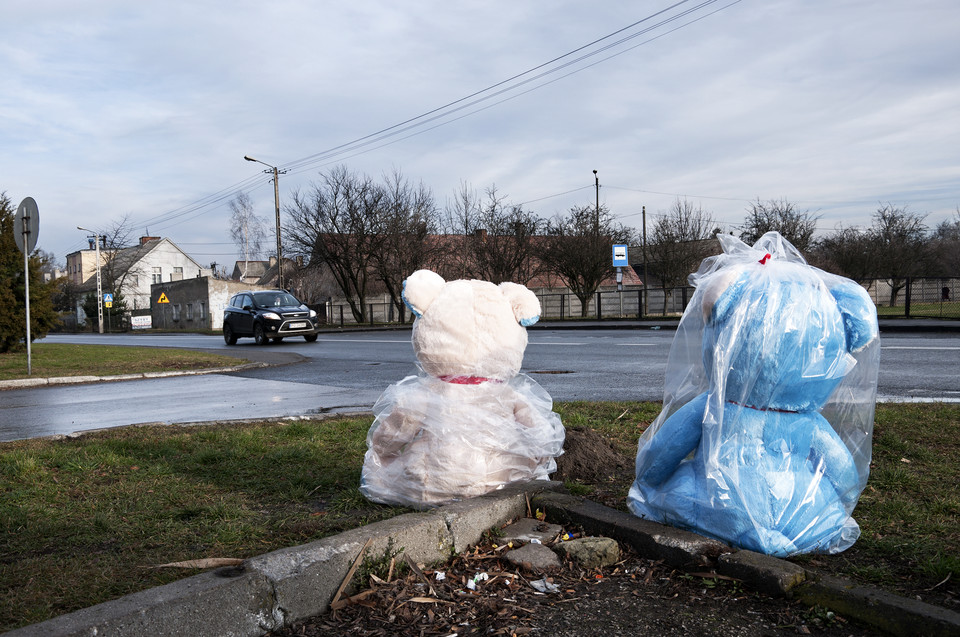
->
xmin=404 ymin=272 xmax=539 ymax=381
xmin=703 ymin=260 xmax=854 ymax=413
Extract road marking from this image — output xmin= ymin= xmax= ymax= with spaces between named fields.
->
xmin=528 ymin=341 xmax=657 ymax=346
xmin=317 ymin=338 xmax=409 ymax=344
xmin=882 ymin=346 xmax=960 ymax=350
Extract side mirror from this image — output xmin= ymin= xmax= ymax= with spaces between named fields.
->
xmin=243 ymin=305 xmax=253 ymax=312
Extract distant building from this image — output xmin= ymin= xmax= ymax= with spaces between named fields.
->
xmin=66 ymin=236 xmax=212 ymax=324
xmin=231 ymin=256 xmax=298 ymax=288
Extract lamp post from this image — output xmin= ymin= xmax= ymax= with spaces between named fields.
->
xmin=244 ymin=155 xmax=286 ymax=289
xmin=77 ymin=226 xmax=103 ymax=334
xmin=593 ymin=169 xmax=600 ymax=234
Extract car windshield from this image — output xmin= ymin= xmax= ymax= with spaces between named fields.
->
xmin=253 ymin=292 xmax=301 ymax=307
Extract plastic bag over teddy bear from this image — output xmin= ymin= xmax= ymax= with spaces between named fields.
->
xmin=628 ymin=232 xmax=879 ymax=557
xmin=359 ymin=269 xmax=565 ymax=509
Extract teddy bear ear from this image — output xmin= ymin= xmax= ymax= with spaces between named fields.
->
xmin=498 ymin=282 xmax=541 ymax=326
xmin=700 ymin=268 xmax=747 ymax=324
xmin=828 ymin=280 xmax=879 ymax=352
xmin=402 ymin=270 xmax=446 ymax=318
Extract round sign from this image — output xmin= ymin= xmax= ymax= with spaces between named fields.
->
xmin=14 ymin=197 xmax=40 ymax=254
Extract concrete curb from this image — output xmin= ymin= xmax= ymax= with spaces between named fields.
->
xmin=6 ymin=481 xmax=560 ymax=637
xmin=0 ymin=362 xmax=266 ymax=391
xmin=532 ymin=491 xmax=960 ymax=637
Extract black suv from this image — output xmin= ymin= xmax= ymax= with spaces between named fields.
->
xmin=222 ymin=290 xmax=320 ymax=345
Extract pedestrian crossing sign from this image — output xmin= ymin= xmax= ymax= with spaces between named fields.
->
xmin=157 ymin=292 xmax=170 ymax=304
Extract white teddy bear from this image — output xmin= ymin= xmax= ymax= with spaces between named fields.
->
xmin=359 ymin=269 xmax=565 ymax=508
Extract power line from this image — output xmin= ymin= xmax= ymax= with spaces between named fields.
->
xmin=116 ymin=1 xmax=742 ymax=237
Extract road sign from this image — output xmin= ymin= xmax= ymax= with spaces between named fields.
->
xmin=103 ymin=293 xmax=114 ymax=303
xmin=157 ymin=292 xmax=170 ymax=303
xmin=612 ymin=244 xmax=628 ymax=267
xmin=14 ymin=197 xmax=39 ymax=254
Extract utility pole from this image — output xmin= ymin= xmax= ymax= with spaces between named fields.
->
xmin=642 ymin=205 xmax=648 ymax=317
xmin=593 ymin=169 xmax=600 ymax=234
xmin=78 ymin=226 xmax=104 ymax=334
xmin=244 ymin=155 xmax=287 ymax=289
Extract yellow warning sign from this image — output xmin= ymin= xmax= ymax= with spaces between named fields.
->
xmin=105 ymin=302 xmax=113 ymax=308
xmin=157 ymin=293 xmax=170 ymax=304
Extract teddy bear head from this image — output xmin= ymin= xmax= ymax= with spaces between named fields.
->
xmin=698 ymin=239 xmax=878 ymax=413
xmin=401 ymin=269 xmax=541 ymax=381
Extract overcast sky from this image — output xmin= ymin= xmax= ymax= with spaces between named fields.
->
xmin=3 ymin=0 xmax=958 ymax=270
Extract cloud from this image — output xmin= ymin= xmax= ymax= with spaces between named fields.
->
xmin=1 ymin=0 xmax=958 ymax=266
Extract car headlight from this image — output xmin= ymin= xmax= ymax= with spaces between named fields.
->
xmin=262 ymin=312 xmax=281 ymax=321
xmin=309 ymin=309 xmax=317 ymax=318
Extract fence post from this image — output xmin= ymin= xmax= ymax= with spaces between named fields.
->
xmin=905 ymin=278 xmax=912 ymax=318
xmin=369 ymin=304 xmax=374 ymax=326
xmin=596 ymin=292 xmax=602 ymax=319
xmin=339 ymin=305 xmax=344 ymax=327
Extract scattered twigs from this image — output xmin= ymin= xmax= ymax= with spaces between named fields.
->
xmin=330 ymin=537 xmax=373 ymax=609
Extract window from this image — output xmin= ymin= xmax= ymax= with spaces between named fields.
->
xmin=152 ymin=267 xmax=162 ymax=284
xmin=171 ymin=267 xmax=183 ymax=282
xmin=186 ymin=303 xmax=193 ymax=320
xmin=172 ymin=304 xmax=181 ymax=321
xmin=198 ymin=302 xmax=206 ymax=319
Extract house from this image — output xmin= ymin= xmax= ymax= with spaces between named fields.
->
xmin=66 ymin=236 xmax=212 ymax=324
xmin=231 ymin=257 xmax=298 ymax=288
xmin=230 ymin=260 xmax=269 ymax=284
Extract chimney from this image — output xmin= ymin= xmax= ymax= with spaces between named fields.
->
xmin=269 ymin=256 xmax=278 ymax=268
xmin=474 ymin=228 xmax=488 ymax=241
xmin=139 ymin=236 xmax=160 ymax=246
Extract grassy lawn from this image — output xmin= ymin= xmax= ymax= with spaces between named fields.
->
xmin=1 ymin=403 xmax=957 ymax=631
xmin=874 ymin=300 xmax=960 ymax=319
xmin=0 ymin=344 xmax=246 ymax=381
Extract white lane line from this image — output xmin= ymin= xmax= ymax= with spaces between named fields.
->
xmin=882 ymin=346 xmax=960 ymax=350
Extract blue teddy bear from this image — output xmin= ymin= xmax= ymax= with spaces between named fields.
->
xmin=628 ymin=233 xmax=879 ymax=556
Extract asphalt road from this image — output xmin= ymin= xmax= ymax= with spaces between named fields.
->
xmin=2 ymin=327 xmax=958 ymax=441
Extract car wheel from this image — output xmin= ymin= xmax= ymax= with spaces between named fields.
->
xmin=304 ymin=333 xmax=318 ymax=343
xmin=223 ymin=324 xmax=237 ymax=345
xmin=253 ymin=323 xmax=269 ymax=346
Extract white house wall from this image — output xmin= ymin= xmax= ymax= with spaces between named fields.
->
xmin=126 ymin=241 xmax=211 ymax=310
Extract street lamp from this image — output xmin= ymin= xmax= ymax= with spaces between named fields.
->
xmin=244 ymin=155 xmax=286 ymax=289
xmin=77 ymin=226 xmax=103 ymax=334
xmin=593 ymin=169 xmax=600 ymax=234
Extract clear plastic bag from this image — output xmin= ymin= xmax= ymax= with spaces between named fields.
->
xmin=360 ymin=369 xmax=565 ymax=509
xmin=628 ymin=232 xmax=879 ymax=556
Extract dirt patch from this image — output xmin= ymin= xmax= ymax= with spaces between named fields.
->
xmin=269 ymin=520 xmax=878 ymax=637
xmin=554 ymin=426 xmax=633 ymax=484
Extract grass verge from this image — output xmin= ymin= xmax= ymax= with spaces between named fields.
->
xmin=0 ymin=344 xmax=247 ymax=381
xmin=1 ymin=403 xmax=957 ymax=631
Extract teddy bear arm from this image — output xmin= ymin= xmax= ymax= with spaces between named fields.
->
xmin=808 ymin=423 xmax=860 ymax=505
xmin=370 ymin=408 xmax=421 ymax=458
xmin=637 ymin=393 xmax=708 ymax=486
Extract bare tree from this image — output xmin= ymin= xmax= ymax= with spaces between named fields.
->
xmin=869 ymin=203 xmax=928 ymax=306
xmin=538 ymin=204 xmax=633 ymax=317
xmin=95 ymin=214 xmax=140 ymax=299
xmin=285 ymin=166 xmax=385 ymax=323
xmin=930 ymin=208 xmax=960 ymax=278
xmin=814 ymin=225 xmax=875 ymax=283
xmin=647 ymin=198 xmax=717 ymax=314
xmin=372 ymin=170 xmax=442 ymax=323
xmin=443 ymin=183 xmax=541 ymax=284
xmin=229 ymin=191 xmax=267 ymax=278
xmin=740 ymin=198 xmax=819 ymax=253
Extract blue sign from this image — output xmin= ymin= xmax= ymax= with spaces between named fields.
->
xmin=612 ymin=244 xmax=629 ymax=267
xmin=103 ymin=293 xmax=113 ymax=303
